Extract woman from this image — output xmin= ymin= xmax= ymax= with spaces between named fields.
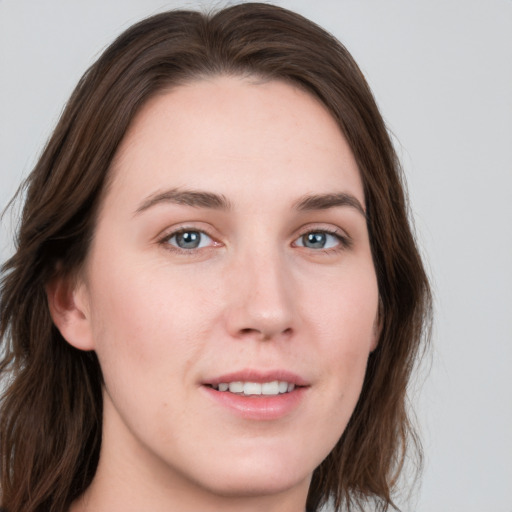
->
xmin=0 ymin=3 xmax=431 ymax=512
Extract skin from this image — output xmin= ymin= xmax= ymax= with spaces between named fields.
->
xmin=49 ymin=76 xmax=380 ymax=512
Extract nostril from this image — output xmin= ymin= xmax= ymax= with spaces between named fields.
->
xmin=238 ymin=326 xmax=293 ymax=338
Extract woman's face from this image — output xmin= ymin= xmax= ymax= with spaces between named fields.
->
xmin=69 ymin=77 xmax=379 ymax=505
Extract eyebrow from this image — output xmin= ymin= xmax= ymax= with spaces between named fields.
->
xmin=134 ymin=188 xmax=232 ymax=215
xmin=134 ymin=188 xmax=365 ymax=218
xmin=293 ymin=192 xmax=366 ymax=217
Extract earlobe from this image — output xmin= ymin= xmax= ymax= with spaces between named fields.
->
xmin=46 ymin=274 xmax=95 ymax=351
xmin=370 ymin=299 xmax=383 ymax=352
xmin=370 ymin=322 xmax=380 ymax=352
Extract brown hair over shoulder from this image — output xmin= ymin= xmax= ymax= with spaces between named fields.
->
xmin=0 ymin=3 xmax=431 ymax=511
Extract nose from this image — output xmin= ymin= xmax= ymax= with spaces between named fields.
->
xmin=224 ymin=249 xmax=295 ymax=341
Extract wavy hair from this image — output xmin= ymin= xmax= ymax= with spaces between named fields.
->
xmin=0 ymin=3 xmax=431 ymax=511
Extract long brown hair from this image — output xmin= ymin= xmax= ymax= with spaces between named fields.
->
xmin=0 ymin=4 xmax=431 ymax=511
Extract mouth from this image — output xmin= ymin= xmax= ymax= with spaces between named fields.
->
xmin=205 ymin=380 xmax=298 ymax=396
xmin=201 ymin=370 xmax=309 ymax=420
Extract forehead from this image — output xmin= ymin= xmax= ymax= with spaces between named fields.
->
xmin=108 ymin=76 xmax=364 ymax=208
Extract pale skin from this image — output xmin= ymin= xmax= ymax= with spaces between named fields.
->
xmin=48 ymin=76 xmax=380 ymax=512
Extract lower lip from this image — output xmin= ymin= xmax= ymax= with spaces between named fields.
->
xmin=201 ymin=386 xmax=308 ymax=421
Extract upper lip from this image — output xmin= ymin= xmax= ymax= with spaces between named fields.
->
xmin=202 ymin=369 xmax=309 ymax=387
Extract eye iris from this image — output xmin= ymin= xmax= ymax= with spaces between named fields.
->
xmin=176 ymin=231 xmax=201 ymax=249
xmin=304 ymin=232 xmax=327 ymax=249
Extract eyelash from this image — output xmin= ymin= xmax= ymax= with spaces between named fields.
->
xmin=158 ymin=226 xmax=351 ymax=255
xmin=159 ymin=227 xmax=219 ymax=255
xmin=293 ymin=227 xmax=352 ymax=253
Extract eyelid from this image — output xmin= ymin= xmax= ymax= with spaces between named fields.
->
xmin=158 ymin=224 xmax=222 ymax=254
xmin=292 ymin=225 xmax=352 ymax=250
xmin=156 ymin=222 xmax=352 ymax=255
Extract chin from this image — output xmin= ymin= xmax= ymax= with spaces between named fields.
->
xmin=187 ymin=445 xmax=317 ymax=499
xmin=203 ymin=468 xmax=312 ymax=499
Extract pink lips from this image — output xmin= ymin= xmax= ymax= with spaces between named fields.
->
xmin=201 ymin=369 xmax=309 ymax=421
xmin=203 ymin=369 xmax=309 ymax=387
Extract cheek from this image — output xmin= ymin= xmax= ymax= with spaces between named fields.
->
xmin=85 ymin=256 xmax=160 ymax=379
xmin=85 ymin=266 xmax=205 ymax=434
xmin=86 ymin=256 xmax=217 ymax=376
xmin=309 ymin=266 xmax=379 ymax=349
xmin=307 ymin=265 xmax=378 ymax=400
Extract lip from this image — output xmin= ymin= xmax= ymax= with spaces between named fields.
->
xmin=202 ymin=369 xmax=309 ymax=387
xmin=201 ymin=368 xmax=310 ymax=421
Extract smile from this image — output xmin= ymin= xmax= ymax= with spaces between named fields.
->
xmin=209 ymin=381 xmax=296 ymax=395
xmin=201 ymin=370 xmax=309 ymax=420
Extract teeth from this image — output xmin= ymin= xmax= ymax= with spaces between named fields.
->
xmin=213 ymin=380 xmax=296 ymax=395
xmin=228 ymin=382 xmax=244 ymax=393
xmin=261 ymin=381 xmax=279 ymax=395
xmin=243 ymin=382 xmax=261 ymax=395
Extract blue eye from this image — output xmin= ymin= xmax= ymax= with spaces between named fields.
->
xmin=166 ymin=230 xmax=213 ymax=250
xmin=295 ymin=231 xmax=341 ymax=249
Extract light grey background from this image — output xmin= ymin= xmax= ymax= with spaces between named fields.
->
xmin=1 ymin=1 xmax=511 ymax=510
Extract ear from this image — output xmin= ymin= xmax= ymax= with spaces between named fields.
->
xmin=46 ymin=273 xmax=95 ymax=351
xmin=370 ymin=298 xmax=383 ymax=352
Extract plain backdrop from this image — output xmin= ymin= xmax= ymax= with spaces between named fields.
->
xmin=1 ymin=1 xmax=511 ymax=510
